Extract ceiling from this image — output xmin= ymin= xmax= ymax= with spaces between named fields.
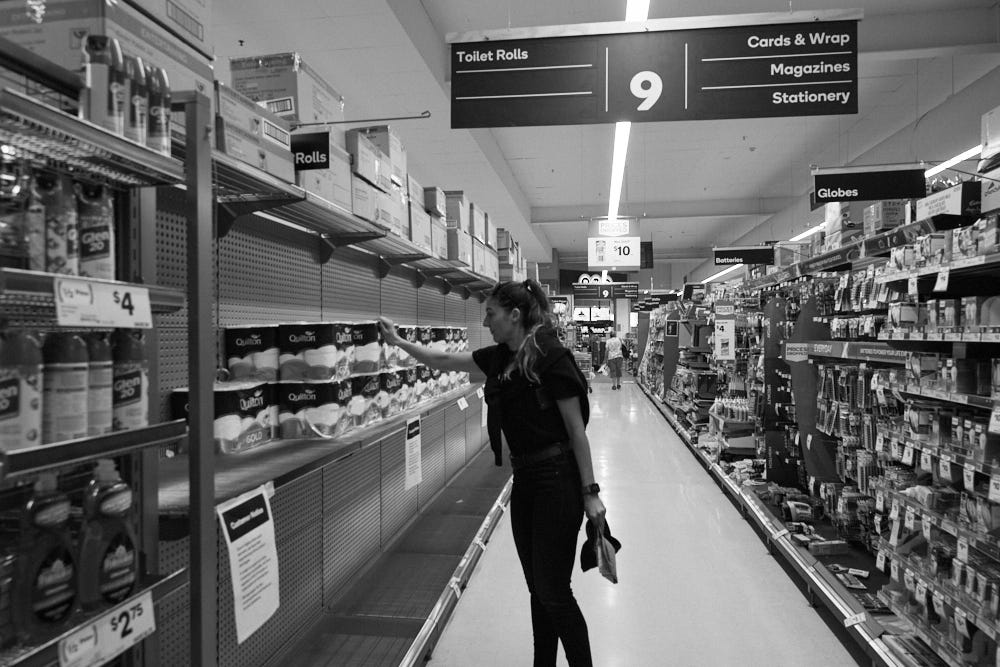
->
xmin=212 ymin=1 xmax=1000 ymax=278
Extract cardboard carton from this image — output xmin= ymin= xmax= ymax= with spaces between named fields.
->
xmin=360 ymin=125 xmax=407 ymax=187
xmin=409 ymin=204 xmax=432 ymax=254
xmin=424 ymin=187 xmax=446 ymax=219
xmin=345 ymin=130 xmax=379 ymax=188
xmin=445 ymin=191 xmax=471 ymax=233
xmin=447 ymin=227 xmax=472 ymax=266
xmin=129 ymin=0 xmax=212 ymax=58
xmin=351 ymin=176 xmax=377 ymax=222
xmin=431 ymin=218 xmax=448 ymax=260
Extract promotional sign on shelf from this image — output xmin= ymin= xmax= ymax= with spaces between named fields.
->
xmin=54 ymin=278 xmax=153 ymax=329
xmin=405 ymin=418 xmax=422 ymax=489
xmin=714 ymin=300 xmax=737 ymax=360
xmin=587 ymin=236 xmax=641 ymax=270
xmin=451 ymin=14 xmax=859 ymax=128
xmin=812 ymin=164 xmax=926 ymax=203
xmin=216 ymin=486 xmax=280 ymax=644
xmin=59 ymin=592 xmax=155 ymax=667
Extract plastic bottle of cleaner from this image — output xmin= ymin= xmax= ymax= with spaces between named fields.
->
xmin=0 ymin=330 xmax=42 ymax=453
xmin=10 ymin=473 xmax=77 ymax=641
xmin=76 ymin=182 xmax=115 ymax=280
xmin=112 ymin=329 xmax=148 ymax=431
xmin=146 ymin=66 xmax=171 ymax=155
xmin=42 ymin=332 xmax=89 ymax=443
xmin=35 ymin=172 xmax=79 ymax=276
xmin=77 ymin=459 xmax=138 ymax=609
xmin=123 ymin=55 xmax=148 ymax=146
xmin=85 ymin=333 xmax=113 ymax=436
xmin=82 ymin=36 xmax=125 ymax=135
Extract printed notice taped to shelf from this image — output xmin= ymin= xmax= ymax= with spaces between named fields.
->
xmin=843 ymin=612 xmax=867 ymax=628
xmin=59 ymin=591 xmax=155 ymax=667
xmin=216 ymin=486 xmax=279 ymax=644
xmin=405 ymin=418 xmax=422 ymax=490
xmin=54 ymin=278 xmax=152 ymax=329
xmin=933 ymin=268 xmax=950 ymax=292
xmin=990 ymin=475 xmax=1000 ymax=503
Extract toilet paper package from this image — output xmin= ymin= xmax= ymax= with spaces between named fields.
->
xmin=430 ymin=327 xmax=450 ymax=353
xmin=351 ymin=322 xmax=384 ymax=375
xmin=276 ymin=380 xmax=351 ymax=439
xmin=278 ymin=323 xmax=338 ymax=381
xmin=414 ymin=365 xmax=432 ymax=404
xmin=398 ymin=368 xmax=417 ymax=410
xmin=459 ymin=328 xmax=469 ymax=352
xmin=437 ymin=367 xmax=452 ymax=394
xmin=331 ymin=323 xmax=354 ymax=380
xmin=172 ymin=381 xmax=276 ymax=454
xmin=349 ymin=373 xmax=382 ymax=427
xmin=429 ymin=367 xmax=442 ymax=397
xmin=395 ymin=325 xmax=419 ymax=368
xmin=224 ymin=325 xmax=279 ymax=381
xmin=377 ymin=371 xmax=403 ymax=418
xmin=418 ymin=326 xmax=433 ymax=350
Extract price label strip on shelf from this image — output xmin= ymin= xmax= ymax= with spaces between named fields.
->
xmin=457 ymin=397 xmax=469 ymax=411
xmin=843 ymin=612 xmax=867 ymax=629
xmin=54 ymin=278 xmax=152 ymax=329
xmin=59 ymin=591 xmax=155 ymax=667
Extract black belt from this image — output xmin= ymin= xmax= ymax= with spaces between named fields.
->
xmin=510 ymin=442 xmax=571 ymax=470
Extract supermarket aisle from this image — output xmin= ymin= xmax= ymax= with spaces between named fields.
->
xmin=429 ymin=382 xmax=857 ymax=667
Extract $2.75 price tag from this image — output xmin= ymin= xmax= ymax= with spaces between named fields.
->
xmin=59 ymin=591 xmax=155 ymax=667
xmin=54 ymin=278 xmax=152 ymax=329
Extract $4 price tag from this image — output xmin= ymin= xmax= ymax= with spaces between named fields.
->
xmin=59 ymin=591 xmax=155 ymax=667
xmin=54 ymin=278 xmax=152 ymax=329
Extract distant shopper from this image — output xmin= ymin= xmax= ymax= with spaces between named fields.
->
xmin=605 ymin=331 xmax=623 ymax=390
xmin=378 ymin=280 xmax=605 ymax=667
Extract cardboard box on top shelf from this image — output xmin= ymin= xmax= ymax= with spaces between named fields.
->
xmin=431 ymin=217 xmax=449 ymax=260
xmin=485 ymin=212 xmax=498 ymax=249
xmin=0 ymin=0 xmax=213 ymax=140
xmin=128 ymin=0 xmax=212 ymax=58
xmin=374 ymin=149 xmax=393 ymax=193
xmin=982 ymin=166 xmax=1000 ymax=215
xmin=774 ymin=243 xmax=807 ymax=267
xmin=472 ymin=237 xmax=487 ymax=276
xmin=345 ymin=130 xmax=380 ymax=189
xmin=863 ymin=200 xmax=908 ymax=236
xmin=230 ymin=52 xmax=346 ymax=147
xmin=825 ymin=228 xmax=863 ymax=251
xmin=810 ymin=230 xmax=825 ymax=257
xmin=360 ymin=126 xmax=407 ymax=187
xmin=485 ymin=246 xmax=499 ymax=282
xmin=292 ymin=131 xmax=352 ymax=212
xmin=824 ymin=201 xmax=865 ymax=236
xmin=497 ymin=228 xmax=515 ymax=250
xmin=409 ymin=204 xmax=432 ymax=254
xmin=376 ymin=186 xmax=407 ymax=238
xmin=445 ymin=191 xmax=472 ymax=233
xmin=447 ymin=227 xmax=473 ymax=266
xmin=424 ymin=187 xmax=447 ymax=219
xmin=407 ymin=175 xmax=424 ymax=210
xmin=215 ymin=83 xmax=294 ymax=182
xmin=352 ymin=176 xmax=377 ymax=223
xmin=470 ymin=203 xmax=487 ymax=243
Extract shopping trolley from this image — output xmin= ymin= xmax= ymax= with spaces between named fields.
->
xmin=573 ymin=351 xmax=594 ymax=393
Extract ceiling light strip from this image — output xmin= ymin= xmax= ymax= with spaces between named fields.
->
xmin=702 ymin=264 xmax=743 ymax=284
xmin=925 ymin=144 xmax=982 ymax=178
xmin=607 ymin=121 xmax=632 ymax=222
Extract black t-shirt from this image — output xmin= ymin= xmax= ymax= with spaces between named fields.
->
xmin=473 ymin=330 xmax=589 ymax=464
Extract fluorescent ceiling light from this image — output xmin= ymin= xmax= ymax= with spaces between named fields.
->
xmin=925 ymin=144 xmax=982 ymax=178
xmin=788 ymin=223 xmax=826 ymax=243
xmin=625 ymin=0 xmax=650 ymax=21
xmin=607 ymin=121 xmax=631 ymax=221
xmin=702 ymin=264 xmax=743 ymax=284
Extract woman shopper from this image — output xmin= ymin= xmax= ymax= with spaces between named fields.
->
xmin=605 ymin=331 xmax=624 ymax=390
xmin=377 ymin=279 xmax=605 ymax=667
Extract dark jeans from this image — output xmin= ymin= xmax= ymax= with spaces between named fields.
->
xmin=510 ymin=452 xmax=592 ymax=667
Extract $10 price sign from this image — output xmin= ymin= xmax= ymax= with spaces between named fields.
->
xmin=59 ymin=591 xmax=155 ymax=667
xmin=54 ymin=278 xmax=152 ymax=329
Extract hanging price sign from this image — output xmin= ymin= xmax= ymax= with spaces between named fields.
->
xmin=59 ymin=591 xmax=155 ymax=667
xmin=939 ymin=457 xmax=953 ymax=482
xmin=920 ymin=451 xmax=933 ymax=471
xmin=964 ymin=465 xmax=976 ymax=490
xmin=916 ymin=580 xmax=928 ymax=602
xmin=903 ymin=446 xmax=915 ymax=466
xmin=922 ymin=516 xmax=933 ymax=541
xmin=875 ymin=490 xmax=885 ymax=512
xmin=476 ymin=387 xmax=485 ymax=399
xmin=875 ymin=433 xmax=885 ymax=452
xmin=890 ymin=500 xmax=900 ymax=521
xmin=903 ymin=569 xmax=916 ymax=593
xmin=904 ymin=506 xmax=916 ymax=531
xmin=54 ymin=278 xmax=153 ymax=329
xmin=932 ymin=592 xmax=946 ymax=617
xmin=933 ymin=268 xmax=950 ymax=292
xmin=958 ymin=537 xmax=970 ymax=562
xmin=891 ymin=559 xmax=900 ymax=581
xmin=806 ymin=434 xmax=813 ymax=450
xmin=955 ymin=608 xmax=971 ymax=638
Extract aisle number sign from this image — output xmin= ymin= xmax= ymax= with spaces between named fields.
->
xmin=587 ymin=236 xmax=641 ymax=270
xmin=450 ymin=15 xmax=859 ymax=128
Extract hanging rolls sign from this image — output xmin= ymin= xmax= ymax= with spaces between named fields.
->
xmin=448 ymin=11 xmax=860 ymax=128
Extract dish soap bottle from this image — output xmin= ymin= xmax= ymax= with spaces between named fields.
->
xmin=77 ymin=459 xmax=138 ymax=609
xmin=10 ymin=473 xmax=77 ymax=641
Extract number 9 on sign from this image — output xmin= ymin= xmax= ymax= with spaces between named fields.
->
xmin=630 ymin=71 xmax=662 ymax=110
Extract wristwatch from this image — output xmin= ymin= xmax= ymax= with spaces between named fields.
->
xmin=582 ymin=483 xmax=601 ymax=496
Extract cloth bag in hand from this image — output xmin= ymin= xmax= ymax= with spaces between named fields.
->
xmin=580 ymin=517 xmax=621 ymax=583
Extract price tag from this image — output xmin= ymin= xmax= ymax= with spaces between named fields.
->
xmin=920 ymin=451 xmax=933 ymax=471
xmin=922 ymin=516 xmax=933 ymax=541
xmin=964 ymin=466 xmax=976 ymax=490
xmin=908 ymin=275 xmax=919 ymax=296
xmin=59 ymin=591 xmax=155 ymax=667
xmin=876 ymin=550 xmax=887 ymax=571
xmin=476 ymin=387 xmax=484 ymax=399
xmin=457 ymin=397 xmax=469 ymax=411
xmin=903 ymin=446 xmax=915 ymax=466
xmin=54 ymin=278 xmax=152 ymax=329
xmin=958 ymin=537 xmax=970 ymax=562
xmin=990 ymin=475 xmax=1000 ymax=503
xmin=774 ymin=528 xmax=790 ymax=539
xmin=875 ymin=490 xmax=885 ymax=512
xmin=844 ymin=612 xmax=867 ymax=628
xmin=932 ymin=592 xmax=946 ymax=617
xmin=904 ymin=506 xmax=916 ymax=531
xmin=891 ymin=558 xmax=900 ymax=581
xmin=934 ymin=268 xmax=950 ymax=292
xmin=890 ymin=500 xmax=900 ymax=521
xmin=939 ymin=457 xmax=953 ymax=481
xmin=876 ymin=433 xmax=885 ymax=452
xmin=916 ymin=580 xmax=928 ymax=601
xmin=955 ymin=608 xmax=970 ymax=638
xmin=990 ymin=407 xmax=1000 ymax=434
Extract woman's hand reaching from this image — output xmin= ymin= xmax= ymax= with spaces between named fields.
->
xmin=377 ymin=316 xmax=403 ymax=347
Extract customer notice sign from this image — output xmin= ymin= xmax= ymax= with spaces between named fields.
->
xmin=449 ymin=11 xmax=859 ymax=128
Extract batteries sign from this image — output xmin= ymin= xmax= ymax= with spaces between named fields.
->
xmin=451 ymin=15 xmax=858 ymax=128
xmin=588 ymin=236 xmax=640 ymax=270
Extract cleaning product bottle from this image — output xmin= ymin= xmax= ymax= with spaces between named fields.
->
xmin=112 ymin=329 xmax=148 ymax=431
xmin=123 ymin=55 xmax=148 ymax=146
xmin=146 ymin=66 xmax=171 ymax=155
xmin=82 ymin=36 xmax=125 ymax=135
xmin=76 ymin=182 xmax=115 ymax=280
xmin=0 ymin=330 xmax=43 ymax=452
xmin=10 ymin=473 xmax=77 ymax=641
xmin=77 ymin=459 xmax=138 ymax=609
xmin=85 ymin=332 xmax=113 ymax=436
xmin=42 ymin=332 xmax=89 ymax=443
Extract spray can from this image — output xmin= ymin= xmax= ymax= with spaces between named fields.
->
xmin=123 ymin=55 xmax=148 ymax=146
xmin=76 ymin=183 xmax=115 ymax=280
xmin=146 ymin=66 xmax=171 ymax=155
xmin=85 ymin=333 xmax=113 ymax=436
xmin=82 ymin=36 xmax=125 ymax=135
xmin=0 ymin=331 xmax=42 ymax=452
xmin=112 ymin=329 xmax=148 ymax=431
xmin=35 ymin=172 xmax=79 ymax=276
xmin=42 ymin=332 xmax=89 ymax=443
